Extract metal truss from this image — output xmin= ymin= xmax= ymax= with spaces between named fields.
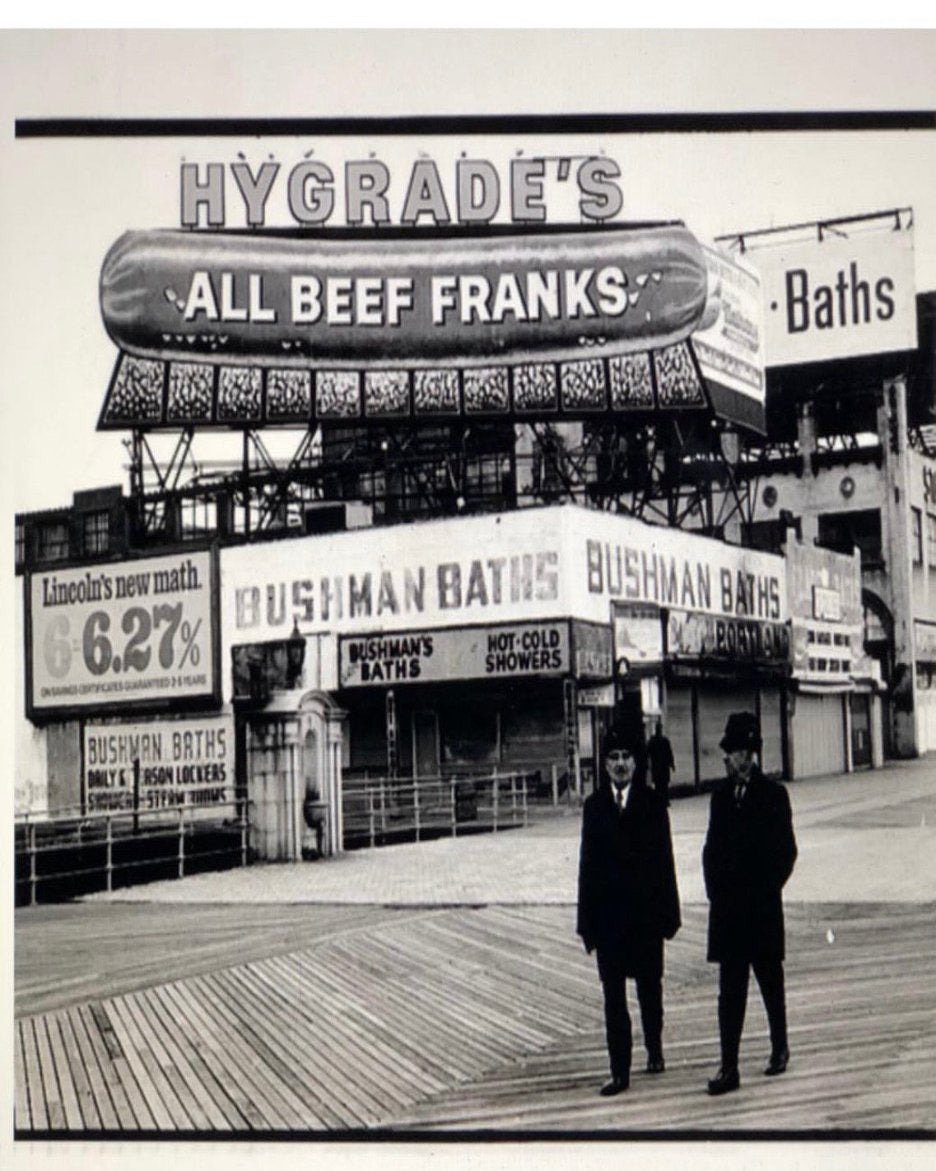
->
xmin=125 ymin=412 xmax=760 ymax=543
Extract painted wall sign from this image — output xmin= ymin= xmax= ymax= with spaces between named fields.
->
xmin=338 ymin=620 xmax=570 ymax=687
xmin=83 ymin=714 xmax=234 ymax=813
xmin=667 ymin=610 xmax=790 ymax=664
xmin=582 ymin=530 xmax=785 ymax=621
xmin=28 ymin=549 xmax=217 ymax=717
xmin=100 ymin=225 xmax=710 ymax=367
xmin=744 ymin=225 xmax=917 ymax=367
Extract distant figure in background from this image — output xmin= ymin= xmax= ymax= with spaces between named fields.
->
xmin=647 ymin=719 xmax=676 ymax=806
xmin=577 ymin=722 xmax=681 ymax=1097
xmin=703 ymin=712 xmax=797 ymax=1097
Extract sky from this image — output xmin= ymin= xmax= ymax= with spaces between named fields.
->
xmin=2 ymin=28 xmax=936 ymax=517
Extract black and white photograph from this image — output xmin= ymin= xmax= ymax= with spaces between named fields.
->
xmin=3 ymin=26 xmax=936 ymax=1163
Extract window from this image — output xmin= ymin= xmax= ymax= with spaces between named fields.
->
xmin=911 ymin=507 xmax=923 ymax=565
xmin=928 ymin=514 xmax=936 ymax=568
xmin=817 ymin=510 xmax=883 ymax=568
xmin=15 ymin=520 xmax=25 ymax=569
xmin=82 ymin=510 xmax=110 ymax=556
xmin=37 ymin=520 xmax=69 ymax=562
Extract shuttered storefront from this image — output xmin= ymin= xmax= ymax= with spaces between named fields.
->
xmin=916 ymin=681 xmax=936 ymax=754
xmin=665 ymin=685 xmax=696 ymax=789
xmin=792 ymin=692 xmax=847 ymax=778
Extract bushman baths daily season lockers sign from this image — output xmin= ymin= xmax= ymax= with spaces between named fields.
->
xmin=27 ymin=549 xmax=218 ymax=718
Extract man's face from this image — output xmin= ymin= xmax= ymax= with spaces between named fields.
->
xmin=606 ymin=748 xmax=635 ymax=788
xmin=724 ymin=746 xmax=754 ymax=782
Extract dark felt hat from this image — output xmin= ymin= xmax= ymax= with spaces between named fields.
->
xmin=719 ymin=711 xmax=762 ymax=754
xmin=601 ymin=721 xmax=646 ymax=761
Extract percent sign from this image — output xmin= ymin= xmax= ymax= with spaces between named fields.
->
xmin=178 ymin=619 xmax=202 ymax=668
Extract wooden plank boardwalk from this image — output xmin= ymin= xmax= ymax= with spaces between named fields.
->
xmin=13 ymin=901 xmax=936 ymax=1135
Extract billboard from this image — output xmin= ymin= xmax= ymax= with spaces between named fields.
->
xmin=694 ymin=245 xmax=765 ymax=430
xmin=83 ymin=714 xmax=234 ymax=813
xmin=743 ymin=224 xmax=917 ymax=367
xmin=28 ymin=549 xmax=218 ymax=718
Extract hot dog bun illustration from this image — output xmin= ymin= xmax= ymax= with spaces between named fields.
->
xmin=100 ymin=226 xmax=710 ymax=366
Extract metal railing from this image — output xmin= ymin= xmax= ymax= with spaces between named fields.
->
xmin=341 ymin=768 xmax=567 ymax=850
xmin=14 ymin=799 xmax=249 ymax=906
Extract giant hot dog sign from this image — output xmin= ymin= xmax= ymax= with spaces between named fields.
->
xmin=101 ymin=225 xmax=707 ymax=363
xmin=97 ymin=222 xmax=765 ymax=432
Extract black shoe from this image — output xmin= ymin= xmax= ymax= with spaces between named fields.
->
xmin=646 ymin=1056 xmax=666 ymax=1074
xmin=707 ymin=1067 xmax=740 ymax=1096
xmin=599 ymin=1075 xmax=629 ymax=1097
xmin=764 ymin=1048 xmax=789 ymax=1076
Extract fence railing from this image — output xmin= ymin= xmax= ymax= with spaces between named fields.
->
xmin=14 ymin=799 xmax=249 ymax=906
xmin=342 ymin=769 xmax=563 ymax=849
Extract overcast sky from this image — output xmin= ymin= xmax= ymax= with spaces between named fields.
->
xmin=2 ymin=28 xmax=936 ymax=516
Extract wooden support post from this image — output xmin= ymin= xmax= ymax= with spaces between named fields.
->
xmin=178 ymin=806 xmax=185 ymax=879
xmin=239 ymin=798 xmax=248 ymax=867
xmin=413 ymin=779 xmax=421 ymax=843
xmin=551 ymin=763 xmax=559 ymax=807
xmin=368 ymin=790 xmax=375 ymax=849
xmin=451 ymin=778 xmax=457 ymax=837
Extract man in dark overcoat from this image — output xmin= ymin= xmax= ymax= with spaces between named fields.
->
xmin=577 ymin=722 xmax=681 ymax=1096
xmin=703 ymin=711 xmax=797 ymax=1096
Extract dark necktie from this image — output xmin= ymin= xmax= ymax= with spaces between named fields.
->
xmin=735 ymin=781 xmax=747 ymax=807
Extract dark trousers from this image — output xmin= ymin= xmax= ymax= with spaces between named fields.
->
xmin=718 ymin=957 xmax=788 ymax=1070
xmin=653 ymin=773 xmax=671 ymax=805
xmin=597 ymin=950 xmax=664 ymax=1079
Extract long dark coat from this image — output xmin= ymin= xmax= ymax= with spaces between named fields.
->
xmin=577 ymin=782 xmax=681 ymax=972
xmin=702 ymin=766 xmax=797 ymax=963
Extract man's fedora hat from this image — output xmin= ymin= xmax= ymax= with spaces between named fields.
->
xmin=719 ymin=711 xmax=762 ymax=754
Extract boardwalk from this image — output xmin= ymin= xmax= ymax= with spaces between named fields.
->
xmin=13 ymin=759 xmax=936 ymax=1136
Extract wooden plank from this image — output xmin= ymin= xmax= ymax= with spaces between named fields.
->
xmin=188 ymin=969 xmax=324 ymax=1129
xmin=120 ymin=989 xmax=211 ymax=1129
xmin=218 ymin=962 xmax=385 ymax=1126
xmin=157 ymin=978 xmax=269 ymax=1130
xmin=57 ymin=1009 xmax=102 ymax=1130
xmin=235 ymin=956 xmax=418 ymax=1115
xmin=76 ymin=1003 xmax=143 ymax=1129
xmin=32 ymin=1015 xmax=65 ymax=1129
xmin=65 ymin=1005 xmax=118 ymax=1130
xmin=44 ymin=1013 xmax=84 ymax=1129
xmin=143 ymin=984 xmax=236 ymax=1131
xmin=173 ymin=973 xmax=305 ymax=1129
xmin=104 ymin=997 xmax=176 ymax=1129
xmin=280 ymin=950 xmax=451 ymax=1093
xmin=263 ymin=949 xmax=445 ymax=1099
xmin=13 ymin=1021 xmax=32 ymax=1131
